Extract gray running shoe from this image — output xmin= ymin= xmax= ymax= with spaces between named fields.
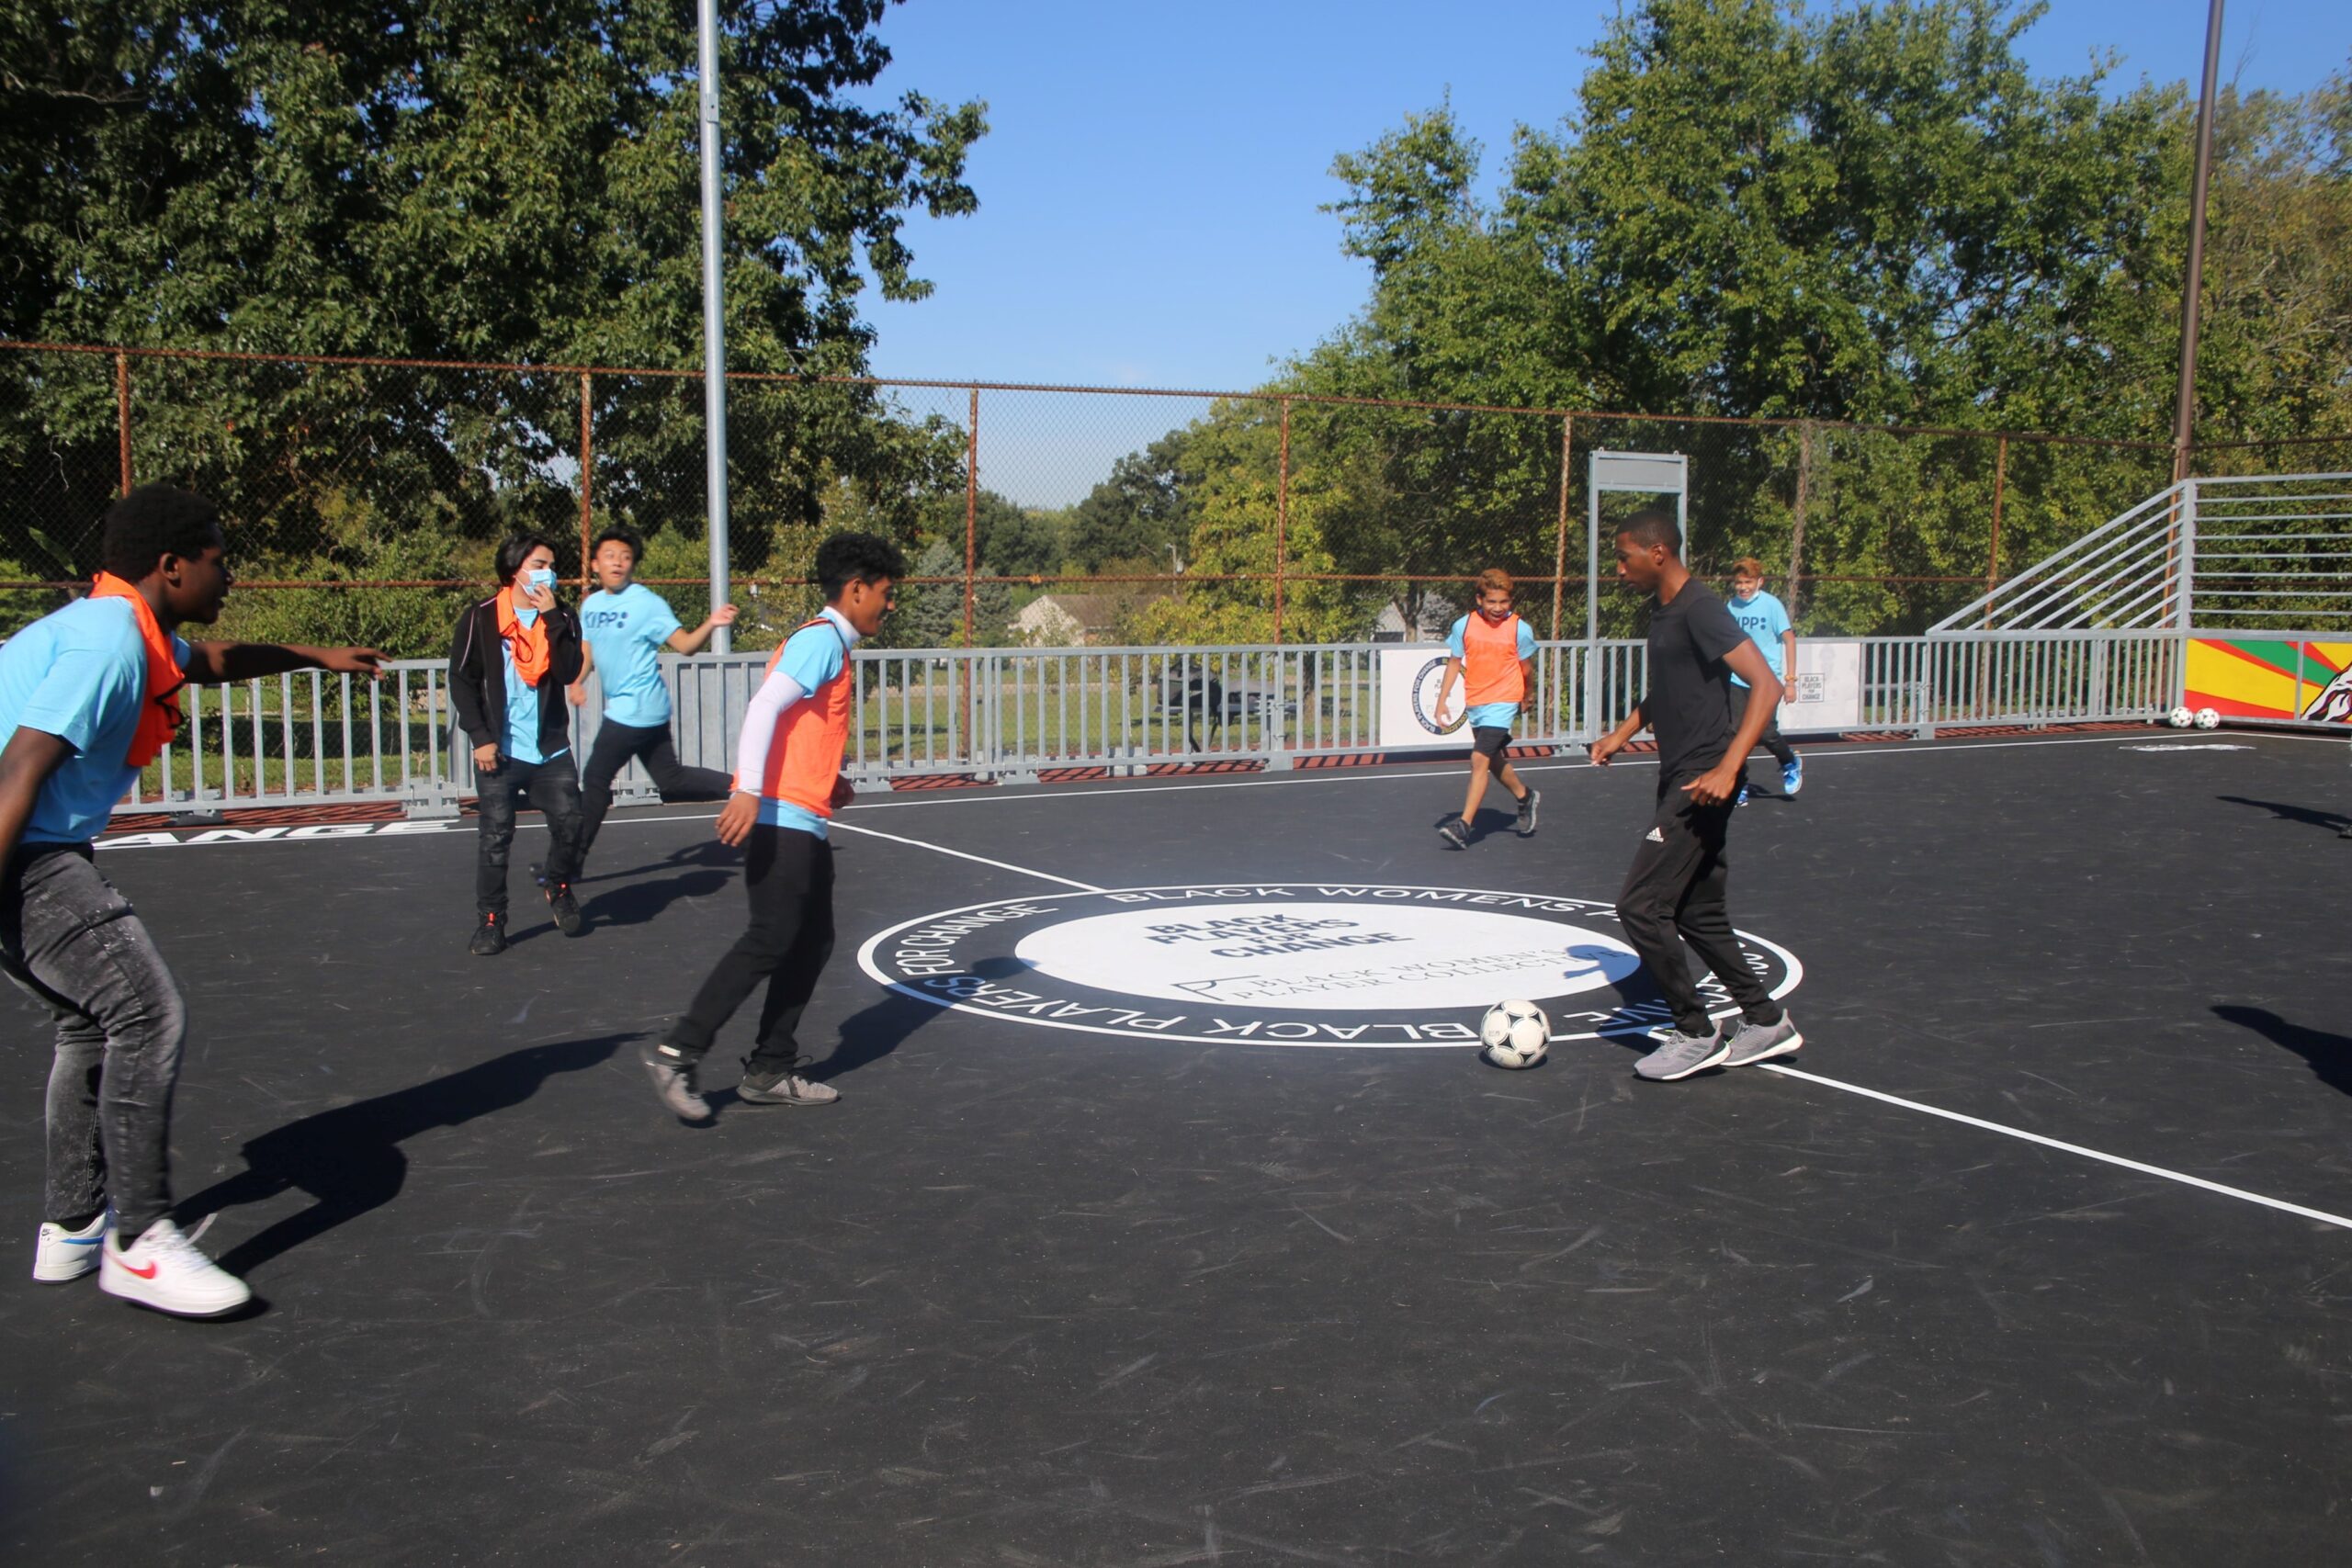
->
xmin=1515 ymin=788 xmax=1540 ymax=837
xmin=1634 ymin=1022 xmax=1729 ymax=1081
xmin=1436 ymin=817 xmax=1470 ymax=850
xmin=640 ymin=1043 xmax=711 ymax=1121
xmin=737 ymin=1067 xmax=841 ymax=1107
xmin=1723 ymin=1010 xmax=1804 ymax=1066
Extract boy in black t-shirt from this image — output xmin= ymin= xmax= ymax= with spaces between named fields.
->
xmin=1590 ymin=511 xmax=1803 ymax=1081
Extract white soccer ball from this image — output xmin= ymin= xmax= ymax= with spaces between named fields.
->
xmin=2194 ymin=706 xmax=2221 ymax=730
xmin=2167 ymin=706 xmax=2194 ymax=728
xmin=1480 ymin=999 xmax=1551 ymax=1068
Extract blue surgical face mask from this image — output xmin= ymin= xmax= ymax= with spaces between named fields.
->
xmin=526 ymin=568 xmax=556 ymax=591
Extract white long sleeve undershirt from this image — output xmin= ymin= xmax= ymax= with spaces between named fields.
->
xmin=730 ymin=666 xmax=807 ymax=791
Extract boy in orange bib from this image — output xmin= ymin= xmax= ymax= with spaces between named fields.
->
xmin=641 ymin=532 xmax=906 ymax=1121
xmin=1431 ymin=568 xmax=1540 ymax=849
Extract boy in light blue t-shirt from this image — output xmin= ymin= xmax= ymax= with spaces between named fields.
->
xmin=570 ymin=527 xmax=740 ymax=879
xmin=1 ymin=485 xmax=383 ymax=1316
xmin=1727 ymin=558 xmax=1801 ymax=805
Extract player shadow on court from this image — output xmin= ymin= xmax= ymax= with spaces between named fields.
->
xmin=576 ymin=840 xmax=738 ymax=929
xmin=2212 ymin=1006 xmax=2352 ymax=1099
xmin=778 ymin=955 xmax=1023 ymax=1089
xmin=171 ymin=1032 xmax=639 ymax=1282
xmin=2214 ymin=795 xmax=2349 ymax=834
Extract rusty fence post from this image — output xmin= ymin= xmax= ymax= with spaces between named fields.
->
xmin=1985 ymin=434 xmax=2008 ymax=625
xmin=115 ymin=352 xmax=132 ymax=496
xmin=578 ymin=371 xmax=594 ymax=586
xmin=1273 ymin=398 xmax=1291 ymax=645
xmin=1788 ymin=420 xmax=1814 ymax=621
xmin=1551 ymin=414 xmax=1573 ymax=640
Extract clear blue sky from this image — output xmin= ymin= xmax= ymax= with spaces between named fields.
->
xmin=854 ymin=0 xmax=2351 ymax=390
xmin=842 ymin=2 xmax=2351 ymax=505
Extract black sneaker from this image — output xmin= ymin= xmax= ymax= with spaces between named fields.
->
xmin=1515 ymin=788 xmax=1541 ymax=837
xmin=640 ymin=1043 xmax=711 ymax=1121
xmin=1436 ymin=816 xmax=1470 ymax=850
xmin=737 ymin=1066 xmax=841 ymax=1107
xmin=545 ymin=879 xmax=584 ymax=937
xmin=469 ymin=910 xmax=506 ymax=956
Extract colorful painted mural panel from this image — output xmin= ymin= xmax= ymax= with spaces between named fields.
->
xmin=2186 ymin=637 xmax=2352 ymax=722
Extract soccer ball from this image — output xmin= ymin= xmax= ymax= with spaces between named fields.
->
xmin=2195 ymin=706 xmax=2221 ymax=730
xmin=1480 ymin=999 xmax=1551 ymax=1069
xmin=2168 ymin=706 xmax=2194 ymax=728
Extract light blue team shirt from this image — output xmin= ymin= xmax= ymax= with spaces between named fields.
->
xmin=500 ymin=605 xmax=566 ymax=766
xmin=755 ymin=607 xmax=858 ymax=838
xmin=0 ymin=596 xmax=192 ymax=844
xmin=1444 ymin=614 xmax=1540 ymax=730
xmin=579 ymin=583 xmax=684 ymax=728
xmin=1726 ymin=590 xmax=1792 ymax=688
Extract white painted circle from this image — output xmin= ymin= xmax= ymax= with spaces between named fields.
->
xmin=1012 ymin=901 xmax=1640 ymax=1010
xmin=856 ymin=884 xmax=1804 ymax=1050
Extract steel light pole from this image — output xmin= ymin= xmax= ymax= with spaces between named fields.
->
xmin=698 ymin=0 xmax=732 ymax=651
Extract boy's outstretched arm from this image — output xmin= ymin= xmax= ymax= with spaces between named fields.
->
xmin=183 ymin=643 xmax=385 ymax=683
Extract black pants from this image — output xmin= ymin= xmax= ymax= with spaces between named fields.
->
xmin=578 ymin=718 xmax=733 ymax=863
xmin=475 ymin=752 xmax=584 ymax=915
xmin=1733 ymin=682 xmax=1798 ymax=769
xmin=669 ymin=825 xmax=834 ymax=1074
xmin=1615 ymin=784 xmax=1778 ymax=1036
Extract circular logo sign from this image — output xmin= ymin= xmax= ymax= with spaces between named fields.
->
xmin=857 ymin=883 xmax=1802 ymax=1049
xmin=1408 ymin=657 xmax=1466 ymax=736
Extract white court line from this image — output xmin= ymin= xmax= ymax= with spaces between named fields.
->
xmin=832 ymin=728 xmax=2280 ymax=812
xmin=93 ymin=727 xmax=2296 ymax=850
xmin=833 ymin=827 xmax=2352 ymax=1236
xmin=1757 ymin=1062 xmax=2352 ymax=1232
xmin=826 ymin=818 xmax=1106 ymax=892
xmin=90 ymin=768 xmax=2349 ymax=1234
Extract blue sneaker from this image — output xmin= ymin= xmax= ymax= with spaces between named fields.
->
xmin=1735 ymin=783 xmax=1749 ymax=808
xmin=1782 ymin=755 xmax=1804 ymax=796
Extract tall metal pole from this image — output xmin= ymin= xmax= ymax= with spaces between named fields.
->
xmin=698 ymin=0 xmax=732 ymax=652
xmin=2171 ymin=0 xmax=2225 ymax=485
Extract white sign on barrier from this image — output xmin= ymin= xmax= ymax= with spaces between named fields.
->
xmin=1778 ymin=639 xmax=1862 ymax=733
xmin=1377 ymin=646 xmax=1467 ymax=749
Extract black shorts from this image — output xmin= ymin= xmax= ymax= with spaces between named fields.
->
xmin=1471 ymin=726 xmax=1513 ymax=760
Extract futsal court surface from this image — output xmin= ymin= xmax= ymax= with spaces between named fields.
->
xmin=4 ymin=727 xmax=2348 ymax=1565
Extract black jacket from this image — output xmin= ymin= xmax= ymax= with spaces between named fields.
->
xmin=448 ymin=594 xmax=584 ymax=760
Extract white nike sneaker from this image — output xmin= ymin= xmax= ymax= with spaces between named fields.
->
xmin=33 ymin=1212 xmax=107 ymax=1283
xmin=99 ymin=1217 xmax=251 ymax=1317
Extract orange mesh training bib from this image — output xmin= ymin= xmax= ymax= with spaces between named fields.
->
xmin=744 ymin=618 xmax=854 ymax=817
xmin=1463 ymin=613 xmax=1526 ymax=706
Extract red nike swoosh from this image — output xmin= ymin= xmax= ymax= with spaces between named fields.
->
xmin=114 ymin=1258 xmax=158 ymax=1280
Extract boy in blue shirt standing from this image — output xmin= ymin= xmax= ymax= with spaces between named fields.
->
xmin=568 ymin=527 xmax=739 ymax=886
xmin=1727 ymin=558 xmax=1801 ymax=806
xmin=0 ymin=485 xmax=383 ymax=1315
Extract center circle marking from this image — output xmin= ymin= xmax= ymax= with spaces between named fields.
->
xmin=857 ymin=884 xmax=1803 ymax=1050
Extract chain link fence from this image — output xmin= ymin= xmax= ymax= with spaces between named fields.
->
xmin=0 ymin=340 xmax=2316 ymax=655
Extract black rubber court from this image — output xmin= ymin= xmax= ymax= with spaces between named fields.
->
xmin=4 ymin=728 xmax=2349 ymax=1565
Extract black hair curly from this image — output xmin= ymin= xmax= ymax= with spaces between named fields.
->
xmin=100 ymin=485 xmax=222 ymax=580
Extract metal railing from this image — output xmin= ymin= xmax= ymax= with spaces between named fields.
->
xmin=1930 ymin=472 xmax=2352 ymax=634
xmin=110 ymin=627 xmax=2181 ymax=819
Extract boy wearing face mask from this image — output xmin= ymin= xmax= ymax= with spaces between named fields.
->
xmin=449 ymin=534 xmax=588 ymax=954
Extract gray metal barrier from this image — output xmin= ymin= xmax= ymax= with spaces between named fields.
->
xmin=112 ymin=629 xmax=2183 ymax=819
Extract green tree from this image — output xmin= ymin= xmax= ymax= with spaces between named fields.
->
xmin=1068 ymin=431 xmax=1197 ymax=572
xmin=0 ymin=1 xmax=985 ymax=640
